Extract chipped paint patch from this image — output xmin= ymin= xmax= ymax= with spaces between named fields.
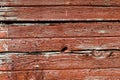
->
xmin=86 ymin=18 xmax=104 ymax=21
xmin=98 ymin=30 xmax=106 ymax=34
xmin=85 ymin=76 xmax=106 ymax=80
xmin=0 ymin=7 xmax=13 ymax=11
xmin=43 ymin=52 xmax=60 ymax=58
xmin=3 ymin=43 xmax=8 ymax=51
xmin=0 ymin=0 xmax=17 ymax=5
xmin=76 ymin=44 xmax=104 ymax=50
xmin=0 ymin=53 xmax=26 ymax=67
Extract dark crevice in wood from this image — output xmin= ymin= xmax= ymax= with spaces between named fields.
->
xmin=61 ymin=46 xmax=68 ymax=52
xmin=0 ymin=49 xmax=119 ymax=55
xmin=1 ymin=20 xmax=120 ymax=25
xmin=0 ymin=36 xmax=120 ymax=39
xmin=0 ymin=67 xmax=120 ymax=71
xmin=2 ymin=5 xmax=120 ymax=7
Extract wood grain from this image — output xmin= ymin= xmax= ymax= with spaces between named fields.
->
xmin=0 ymin=37 xmax=120 ymax=52
xmin=0 ymin=69 xmax=119 ymax=80
xmin=0 ymin=71 xmax=43 ymax=80
xmin=0 ymin=0 xmax=120 ymax=6
xmin=0 ymin=52 xmax=120 ymax=71
xmin=44 ymin=69 xmax=120 ymax=80
xmin=1 ymin=7 xmax=120 ymax=21
xmin=7 ymin=22 xmax=120 ymax=38
xmin=0 ymin=22 xmax=120 ymax=38
xmin=0 ymin=69 xmax=120 ymax=80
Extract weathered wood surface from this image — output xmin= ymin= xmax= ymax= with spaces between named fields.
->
xmin=1 ymin=7 xmax=120 ymax=21
xmin=0 ymin=71 xmax=43 ymax=80
xmin=44 ymin=69 xmax=120 ymax=80
xmin=0 ymin=0 xmax=120 ymax=80
xmin=0 ymin=22 xmax=120 ymax=38
xmin=0 ymin=69 xmax=120 ymax=80
xmin=0 ymin=0 xmax=120 ymax=6
xmin=0 ymin=37 xmax=120 ymax=52
xmin=0 ymin=52 xmax=119 ymax=71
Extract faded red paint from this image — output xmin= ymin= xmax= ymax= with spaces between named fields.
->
xmin=7 ymin=23 xmax=120 ymax=38
xmin=0 ymin=53 xmax=119 ymax=79
xmin=1 ymin=7 xmax=120 ymax=21
xmin=0 ymin=22 xmax=120 ymax=38
xmin=0 ymin=37 xmax=119 ymax=52
xmin=0 ymin=0 xmax=120 ymax=80
xmin=0 ymin=52 xmax=119 ymax=71
xmin=1 ymin=0 xmax=120 ymax=6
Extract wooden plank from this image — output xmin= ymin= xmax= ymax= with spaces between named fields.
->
xmin=1 ymin=22 xmax=120 ymax=38
xmin=0 ymin=69 xmax=120 ymax=80
xmin=0 ymin=52 xmax=120 ymax=70
xmin=6 ymin=22 xmax=120 ymax=38
xmin=1 ymin=7 xmax=120 ymax=21
xmin=44 ymin=69 xmax=120 ymax=80
xmin=0 ymin=0 xmax=120 ymax=6
xmin=0 ymin=37 xmax=120 ymax=52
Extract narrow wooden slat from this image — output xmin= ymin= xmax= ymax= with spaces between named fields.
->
xmin=0 ymin=69 xmax=119 ymax=80
xmin=7 ymin=22 xmax=120 ymax=38
xmin=1 ymin=7 xmax=120 ymax=21
xmin=0 ymin=0 xmax=120 ymax=6
xmin=0 ymin=52 xmax=119 ymax=70
xmin=0 ymin=37 xmax=120 ymax=52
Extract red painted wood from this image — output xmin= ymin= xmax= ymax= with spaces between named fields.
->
xmin=0 ymin=37 xmax=120 ymax=52
xmin=44 ymin=69 xmax=120 ymax=80
xmin=0 ymin=71 xmax=43 ymax=80
xmin=0 ymin=52 xmax=119 ymax=71
xmin=1 ymin=0 xmax=120 ymax=6
xmin=0 ymin=69 xmax=120 ymax=80
xmin=0 ymin=22 xmax=120 ymax=38
xmin=0 ymin=1 xmax=120 ymax=79
xmin=7 ymin=22 xmax=120 ymax=38
xmin=1 ymin=7 xmax=120 ymax=21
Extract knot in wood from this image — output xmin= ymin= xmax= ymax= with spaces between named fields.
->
xmin=91 ymin=50 xmax=113 ymax=59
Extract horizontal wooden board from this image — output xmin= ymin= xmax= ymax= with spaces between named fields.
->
xmin=1 ymin=7 xmax=120 ymax=21
xmin=1 ymin=22 xmax=120 ymax=38
xmin=0 ymin=37 xmax=120 ymax=52
xmin=5 ymin=22 xmax=120 ymax=38
xmin=44 ymin=69 xmax=120 ymax=80
xmin=0 ymin=0 xmax=120 ymax=6
xmin=0 ymin=69 xmax=120 ymax=80
xmin=0 ymin=52 xmax=120 ymax=70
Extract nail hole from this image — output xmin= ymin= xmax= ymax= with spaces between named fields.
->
xmin=61 ymin=47 xmax=68 ymax=52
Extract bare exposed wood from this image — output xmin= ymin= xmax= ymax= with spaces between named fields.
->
xmin=0 ymin=0 xmax=120 ymax=6
xmin=1 ymin=7 xmax=120 ymax=21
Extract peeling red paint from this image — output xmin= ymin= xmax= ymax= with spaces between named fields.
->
xmin=0 ymin=0 xmax=120 ymax=80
